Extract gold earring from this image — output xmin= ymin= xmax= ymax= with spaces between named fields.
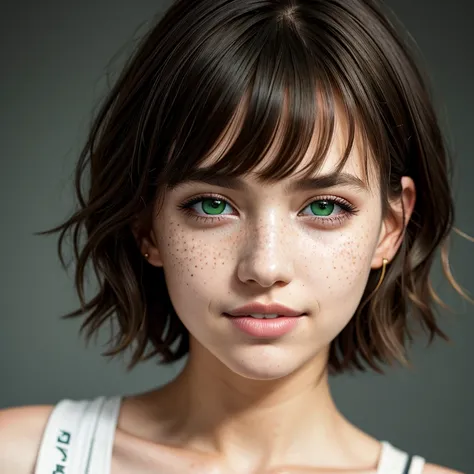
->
xmin=373 ymin=258 xmax=388 ymax=292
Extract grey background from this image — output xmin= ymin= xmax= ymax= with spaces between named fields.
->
xmin=1 ymin=0 xmax=473 ymax=471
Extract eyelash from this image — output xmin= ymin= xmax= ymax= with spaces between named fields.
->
xmin=177 ymin=193 xmax=358 ymax=226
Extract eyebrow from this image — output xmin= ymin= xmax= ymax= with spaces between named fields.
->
xmin=171 ymin=167 xmax=368 ymax=193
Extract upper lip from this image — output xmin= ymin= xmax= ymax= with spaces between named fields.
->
xmin=226 ymin=302 xmax=305 ymax=317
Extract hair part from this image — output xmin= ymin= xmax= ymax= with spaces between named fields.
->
xmin=41 ymin=0 xmax=471 ymax=373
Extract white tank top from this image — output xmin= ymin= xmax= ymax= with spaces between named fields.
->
xmin=34 ymin=396 xmax=426 ymax=474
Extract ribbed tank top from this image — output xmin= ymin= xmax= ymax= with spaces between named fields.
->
xmin=34 ymin=396 xmax=426 ymax=474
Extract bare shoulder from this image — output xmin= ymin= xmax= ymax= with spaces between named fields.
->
xmin=0 ymin=405 xmax=54 ymax=473
xmin=423 ymin=462 xmax=464 ymax=474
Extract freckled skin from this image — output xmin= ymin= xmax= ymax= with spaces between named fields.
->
xmin=147 ymin=131 xmax=388 ymax=381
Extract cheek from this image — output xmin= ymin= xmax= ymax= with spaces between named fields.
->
xmin=304 ymin=219 xmax=379 ymax=334
xmin=325 ymin=232 xmax=374 ymax=293
xmin=155 ymin=218 xmax=234 ymax=316
xmin=307 ymin=206 xmax=379 ymax=288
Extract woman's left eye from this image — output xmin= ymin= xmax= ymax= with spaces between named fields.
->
xmin=301 ymin=200 xmax=343 ymax=217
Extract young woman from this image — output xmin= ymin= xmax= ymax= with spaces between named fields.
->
xmin=0 ymin=0 xmax=469 ymax=472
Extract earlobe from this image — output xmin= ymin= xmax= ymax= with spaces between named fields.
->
xmin=132 ymin=221 xmax=164 ymax=267
xmin=141 ymin=228 xmax=164 ymax=267
xmin=371 ymin=176 xmax=416 ymax=269
xmin=142 ymin=245 xmax=164 ymax=267
xmin=371 ymin=215 xmax=402 ymax=269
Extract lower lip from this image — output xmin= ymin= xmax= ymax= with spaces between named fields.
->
xmin=224 ymin=314 xmax=303 ymax=338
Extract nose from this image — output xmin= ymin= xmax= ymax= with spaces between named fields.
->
xmin=236 ymin=213 xmax=295 ymax=288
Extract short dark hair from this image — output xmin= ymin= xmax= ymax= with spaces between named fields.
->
xmin=42 ymin=0 xmax=471 ymax=373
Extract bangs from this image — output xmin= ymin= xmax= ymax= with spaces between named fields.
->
xmin=157 ymin=9 xmax=381 ymax=191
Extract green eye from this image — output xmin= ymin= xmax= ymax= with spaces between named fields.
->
xmin=201 ymin=198 xmax=227 ymax=215
xmin=310 ymin=200 xmax=335 ymax=217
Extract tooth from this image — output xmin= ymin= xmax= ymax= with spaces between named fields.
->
xmin=248 ymin=313 xmax=279 ymax=319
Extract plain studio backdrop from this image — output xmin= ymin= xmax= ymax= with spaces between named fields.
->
xmin=0 ymin=1 xmax=473 ymax=471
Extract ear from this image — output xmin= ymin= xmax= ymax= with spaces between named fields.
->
xmin=371 ymin=176 xmax=416 ymax=269
xmin=131 ymin=219 xmax=164 ymax=268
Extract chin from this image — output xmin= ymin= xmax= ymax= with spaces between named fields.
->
xmin=216 ymin=344 xmax=318 ymax=381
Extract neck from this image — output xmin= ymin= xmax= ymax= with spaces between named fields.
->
xmin=159 ymin=340 xmax=379 ymax=471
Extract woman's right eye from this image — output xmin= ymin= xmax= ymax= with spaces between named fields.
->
xmin=194 ymin=197 xmax=232 ymax=215
xmin=177 ymin=195 xmax=235 ymax=222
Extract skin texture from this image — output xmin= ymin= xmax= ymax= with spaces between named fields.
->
xmin=132 ymin=109 xmax=418 ymax=473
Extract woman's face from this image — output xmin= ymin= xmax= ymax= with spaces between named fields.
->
xmin=144 ymin=119 xmax=413 ymax=381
